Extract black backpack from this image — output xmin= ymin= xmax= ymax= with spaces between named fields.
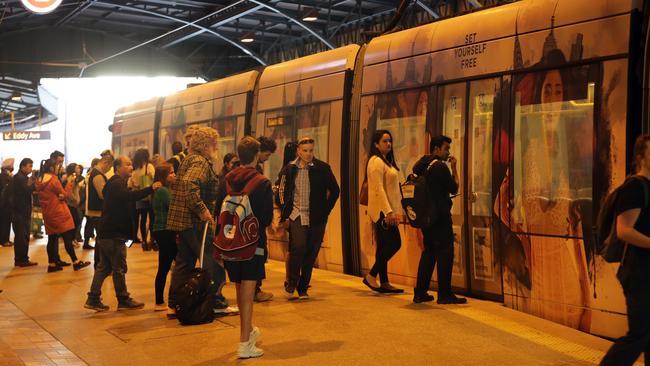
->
xmin=174 ymin=223 xmax=215 ymax=325
xmin=400 ymin=158 xmax=439 ymax=229
xmin=595 ymin=175 xmax=649 ymax=263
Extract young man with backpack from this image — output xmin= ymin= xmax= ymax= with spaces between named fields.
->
xmin=277 ymin=137 xmax=340 ymax=300
xmin=600 ymin=134 xmax=650 ymax=366
xmin=412 ymin=135 xmax=466 ymax=304
xmin=215 ymin=136 xmax=273 ymax=359
xmin=251 ymin=136 xmax=277 ymax=303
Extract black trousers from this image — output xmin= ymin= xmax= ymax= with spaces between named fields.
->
xmin=369 ymin=220 xmax=401 ymax=284
xmin=153 ymin=230 xmax=177 ymax=304
xmin=47 ymin=230 xmax=77 ymax=264
xmin=0 ymin=203 xmax=11 ymax=244
xmin=83 ymin=216 xmax=100 ymax=246
xmin=136 ymin=207 xmax=154 ymax=243
xmin=12 ymin=212 xmax=31 ymax=263
xmin=286 ymin=219 xmax=327 ymax=293
xmin=600 ymin=282 xmax=650 ymax=365
xmin=415 ymin=216 xmax=454 ymax=296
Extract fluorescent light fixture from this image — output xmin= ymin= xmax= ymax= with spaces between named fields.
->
xmin=302 ymin=8 xmax=318 ymax=22
xmin=241 ymin=32 xmax=254 ymax=43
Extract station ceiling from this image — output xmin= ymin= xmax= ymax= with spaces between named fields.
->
xmin=0 ymin=0 xmax=507 ymax=130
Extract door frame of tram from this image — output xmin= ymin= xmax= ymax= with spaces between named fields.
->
xmin=432 ymin=76 xmax=507 ymax=302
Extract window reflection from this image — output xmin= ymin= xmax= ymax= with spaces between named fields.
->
xmin=513 ymin=67 xmax=594 ymax=237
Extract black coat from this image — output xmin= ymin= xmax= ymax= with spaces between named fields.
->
xmin=98 ymin=175 xmax=153 ymax=240
xmin=277 ymin=158 xmax=340 ymax=226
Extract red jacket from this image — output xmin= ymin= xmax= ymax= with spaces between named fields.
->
xmin=36 ymin=175 xmax=74 ymax=235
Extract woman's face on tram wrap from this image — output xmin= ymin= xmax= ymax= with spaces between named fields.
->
xmin=541 ymin=70 xmax=564 ymax=154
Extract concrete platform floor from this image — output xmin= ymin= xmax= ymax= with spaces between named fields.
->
xmin=0 ymin=239 xmax=627 ymax=365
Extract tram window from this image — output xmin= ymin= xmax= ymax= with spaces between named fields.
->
xmin=296 ymin=103 xmax=330 ymax=163
xmin=264 ymin=111 xmax=294 ymax=180
xmin=365 ymin=89 xmax=429 ymax=181
xmin=512 ymin=66 xmax=595 ymax=237
xmin=211 ymin=117 xmax=238 ymax=171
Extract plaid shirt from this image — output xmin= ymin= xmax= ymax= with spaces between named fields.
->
xmin=166 ymin=154 xmax=219 ymax=236
xmin=289 ymin=159 xmax=312 ymax=226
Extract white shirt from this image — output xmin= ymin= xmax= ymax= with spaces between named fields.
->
xmin=366 ymin=155 xmax=402 ymax=223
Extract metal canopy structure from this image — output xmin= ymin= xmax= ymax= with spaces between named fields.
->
xmin=0 ymin=0 xmax=509 ymax=130
xmin=0 ymin=0 xmax=510 ymax=80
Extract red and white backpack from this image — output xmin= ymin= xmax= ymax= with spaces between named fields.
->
xmin=214 ymin=175 xmax=266 ymax=261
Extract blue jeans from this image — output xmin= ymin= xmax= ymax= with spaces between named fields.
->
xmin=87 ymin=238 xmax=130 ymax=302
xmin=168 ymin=228 xmax=225 ymax=309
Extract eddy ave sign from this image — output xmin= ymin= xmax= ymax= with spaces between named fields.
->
xmin=21 ymin=0 xmax=62 ymax=14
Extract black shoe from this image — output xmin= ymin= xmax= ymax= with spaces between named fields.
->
xmin=56 ymin=261 xmax=71 ymax=267
xmin=73 ymin=261 xmax=91 ymax=271
xmin=362 ymin=277 xmax=382 ymax=292
xmin=15 ymin=261 xmax=38 ymax=267
xmin=380 ymin=283 xmax=404 ymax=294
xmin=118 ymin=298 xmax=144 ymax=310
xmin=298 ymin=291 xmax=309 ymax=300
xmin=413 ymin=293 xmax=435 ymax=304
xmin=2 ymin=241 xmax=13 ymax=247
xmin=84 ymin=300 xmax=110 ymax=312
xmin=47 ymin=265 xmax=63 ymax=273
xmin=82 ymin=244 xmax=94 ymax=250
xmin=142 ymin=242 xmax=151 ymax=251
xmin=437 ymin=294 xmax=467 ymax=304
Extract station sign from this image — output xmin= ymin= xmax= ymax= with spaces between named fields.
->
xmin=20 ymin=0 xmax=62 ymax=14
xmin=3 ymin=131 xmax=51 ymax=141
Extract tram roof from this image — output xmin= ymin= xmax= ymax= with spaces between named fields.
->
xmin=162 ymin=70 xmax=259 ymax=110
xmin=364 ymin=0 xmax=642 ymax=67
xmin=259 ymin=45 xmax=360 ymax=90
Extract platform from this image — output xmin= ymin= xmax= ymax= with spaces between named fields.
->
xmin=0 ymin=239 xmax=625 ymax=366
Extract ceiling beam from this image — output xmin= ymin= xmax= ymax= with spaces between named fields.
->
xmin=55 ymin=0 xmax=97 ymax=27
xmin=248 ymin=0 xmax=334 ymax=49
xmin=81 ymin=0 xmax=267 ymax=74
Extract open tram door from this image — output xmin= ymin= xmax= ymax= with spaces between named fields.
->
xmin=437 ymin=77 xmax=506 ymax=299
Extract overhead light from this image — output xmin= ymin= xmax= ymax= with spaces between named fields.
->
xmin=241 ymin=33 xmax=254 ymax=43
xmin=302 ymin=7 xmax=318 ymax=22
xmin=10 ymin=91 xmax=22 ymax=101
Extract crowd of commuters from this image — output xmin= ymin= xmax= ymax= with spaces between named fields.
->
xmin=7 ymin=129 xmax=650 ymax=363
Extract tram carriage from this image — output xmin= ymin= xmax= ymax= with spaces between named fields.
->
xmin=111 ymin=0 xmax=646 ymax=338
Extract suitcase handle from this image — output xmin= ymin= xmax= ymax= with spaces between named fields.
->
xmin=199 ymin=221 xmax=209 ymax=267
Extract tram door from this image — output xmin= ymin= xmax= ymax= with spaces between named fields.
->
xmin=440 ymin=78 xmax=503 ymax=297
xmin=440 ymin=83 xmax=468 ymax=291
xmin=467 ymin=77 xmax=502 ymax=297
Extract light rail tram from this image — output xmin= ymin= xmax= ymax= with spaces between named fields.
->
xmin=111 ymin=0 xmax=649 ymax=338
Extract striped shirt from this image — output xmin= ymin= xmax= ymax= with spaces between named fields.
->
xmin=289 ymin=159 xmax=312 ymax=226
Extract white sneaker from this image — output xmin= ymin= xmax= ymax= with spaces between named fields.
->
xmin=250 ymin=326 xmax=260 ymax=345
xmin=238 ymin=339 xmax=264 ymax=359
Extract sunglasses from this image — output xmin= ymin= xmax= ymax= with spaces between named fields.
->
xmin=298 ymin=138 xmax=314 ymax=145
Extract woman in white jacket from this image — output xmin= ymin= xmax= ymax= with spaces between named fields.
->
xmin=363 ymin=129 xmax=404 ymax=294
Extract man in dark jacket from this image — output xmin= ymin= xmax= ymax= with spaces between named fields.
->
xmin=84 ymin=156 xmax=161 ymax=311
xmin=0 ymin=158 xmax=14 ymax=247
xmin=12 ymin=158 xmax=37 ymax=267
xmin=412 ymin=135 xmax=466 ymax=304
xmin=277 ymin=137 xmax=340 ymax=299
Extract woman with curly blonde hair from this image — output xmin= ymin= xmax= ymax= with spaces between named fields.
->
xmin=167 ymin=125 xmax=223 ymax=318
